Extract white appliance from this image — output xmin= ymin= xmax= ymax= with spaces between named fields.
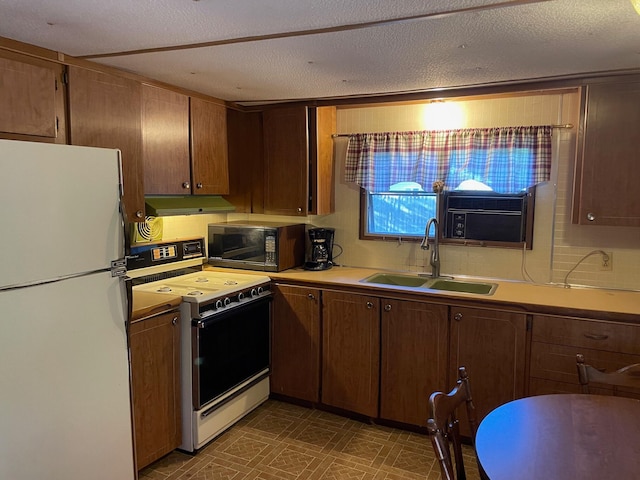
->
xmin=130 ymin=252 xmax=271 ymax=453
xmin=0 ymin=140 xmax=135 ymax=480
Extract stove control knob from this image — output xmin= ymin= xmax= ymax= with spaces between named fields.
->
xmin=223 ymin=297 xmax=231 ymax=307
xmin=215 ymin=299 xmax=223 ymax=309
xmin=237 ymin=292 xmax=245 ymax=301
xmin=250 ymin=288 xmax=258 ymax=297
xmin=257 ymin=286 xmax=264 ymax=295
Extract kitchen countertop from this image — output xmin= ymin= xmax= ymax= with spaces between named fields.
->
xmin=131 ymin=290 xmax=181 ymax=322
xmin=204 ymin=264 xmax=640 ymax=322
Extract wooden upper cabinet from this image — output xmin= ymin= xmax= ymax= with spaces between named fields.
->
xmin=573 ymin=79 xmax=640 ymax=226
xmin=263 ymin=105 xmax=309 ymax=215
xmin=226 ymin=109 xmax=263 ymax=213
xmin=190 ymin=97 xmax=229 ymax=195
xmin=142 ymin=85 xmax=190 ymax=195
xmin=310 ymin=106 xmax=336 ymax=215
xmin=0 ymin=50 xmax=65 ymax=142
xmin=67 ymin=66 xmax=145 ymax=221
xmin=262 ymin=105 xmax=336 ymax=216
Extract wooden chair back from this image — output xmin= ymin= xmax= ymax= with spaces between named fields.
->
xmin=427 ymin=366 xmax=479 ymax=480
xmin=576 ymin=353 xmax=640 ymax=394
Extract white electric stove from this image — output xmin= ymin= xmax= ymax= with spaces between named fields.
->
xmin=129 ymin=238 xmax=272 ymax=452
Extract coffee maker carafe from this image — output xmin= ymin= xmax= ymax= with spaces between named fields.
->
xmin=304 ymin=227 xmax=335 ymax=271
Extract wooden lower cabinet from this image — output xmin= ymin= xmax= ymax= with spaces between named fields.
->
xmin=380 ymin=299 xmax=448 ymax=427
xmin=321 ymin=290 xmax=380 ymax=417
xmin=449 ymin=306 xmax=528 ymax=435
xmin=130 ymin=310 xmax=181 ymax=470
xmin=270 ymin=284 xmax=321 ymax=402
xmin=529 ymin=314 xmax=640 ymax=399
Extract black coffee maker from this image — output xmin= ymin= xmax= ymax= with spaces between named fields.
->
xmin=304 ymin=227 xmax=335 ymax=271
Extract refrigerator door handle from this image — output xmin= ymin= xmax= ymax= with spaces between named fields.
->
xmin=111 ymin=258 xmax=127 ymax=278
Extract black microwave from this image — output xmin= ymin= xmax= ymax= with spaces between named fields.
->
xmin=443 ymin=192 xmax=529 ymax=243
xmin=207 ymin=221 xmax=306 ymax=272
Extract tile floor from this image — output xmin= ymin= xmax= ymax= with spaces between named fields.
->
xmin=139 ymin=400 xmax=482 ymax=480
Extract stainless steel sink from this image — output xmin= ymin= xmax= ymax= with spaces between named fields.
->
xmin=361 ymin=273 xmax=498 ymax=295
xmin=427 ymin=279 xmax=497 ymax=295
xmin=361 ymin=273 xmax=429 ymax=287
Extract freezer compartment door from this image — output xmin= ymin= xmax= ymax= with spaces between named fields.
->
xmin=0 ymin=140 xmax=124 ymax=288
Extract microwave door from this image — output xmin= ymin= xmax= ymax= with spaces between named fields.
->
xmin=222 ymin=229 xmax=266 ymax=262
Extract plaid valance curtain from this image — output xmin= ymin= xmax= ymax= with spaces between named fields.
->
xmin=344 ymin=126 xmax=553 ymax=193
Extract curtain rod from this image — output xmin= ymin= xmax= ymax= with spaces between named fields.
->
xmin=331 ymin=124 xmax=574 ymax=138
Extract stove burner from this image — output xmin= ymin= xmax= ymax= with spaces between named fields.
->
xmin=157 ymin=286 xmax=172 ymax=293
xmin=224 ymin=280 xmax=238 ymax=285
xmin=187 ymin=290 xmax=204 ymax=296
xmin=194 ymin=277 xmax=209 ymax=283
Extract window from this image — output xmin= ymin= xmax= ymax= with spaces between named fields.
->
xmin=347 ymin=127 xmax=552 ymax=244
xmin=365 ymin=184 xmax=437 ymax=238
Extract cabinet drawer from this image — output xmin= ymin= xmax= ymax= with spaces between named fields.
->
xmin=532 ymin=315 xmax=640 ymax=354
xmin=528 ymin=377 xmax=585 ymax=396
xmin=530 ymin=341 xmax=640 ymax=394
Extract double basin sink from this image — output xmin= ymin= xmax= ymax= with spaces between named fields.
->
xmin=361 ymin=272 xmax=498 ymax=295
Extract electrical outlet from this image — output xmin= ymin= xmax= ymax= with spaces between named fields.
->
xmin=599 ymin=252 xmax=613 ymax=271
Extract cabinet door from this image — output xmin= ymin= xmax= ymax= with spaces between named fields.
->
xmin=0 ymin=50 xmax=65 ymax=142
xmin=68 ymin=66 xmax=145 ymax=221
xmin=380 ymin=299 xmax=448 ymax=426
xmin=142 ymin=85 xmax=190 ymax=195
xmin=270 ymin=284 xmax=321 ymax=402
xmin=226 ymin=109 xmax=263 ymax=213
xmin=449 ymin=307 xmax=527 ymax=433
xmin=190 ymin=97 xmax=229 ymax=195
xmin=309 ymin=106 xmax=336 ymax=215
xmin=130 ymin=311 xmax=181 ymax=469
xmin=321 ymin=290 xmax=380 ymax=417
xmin=263 ymin=105 xmax=309 ymax=215
xmin=574 ymin=80 xmax=640 ymax=226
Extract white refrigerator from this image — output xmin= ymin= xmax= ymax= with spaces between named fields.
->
xmin=0 ymin=140 xmax=135 ymax=479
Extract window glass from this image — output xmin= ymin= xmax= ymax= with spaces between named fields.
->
xmin=362 ymin=147 xmax=536 ymax=240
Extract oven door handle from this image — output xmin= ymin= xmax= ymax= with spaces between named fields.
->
xmin=194 ymin=295 xmax=272 ymax=329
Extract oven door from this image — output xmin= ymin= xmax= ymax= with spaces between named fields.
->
xmin=192 ymin=296 xmax=271 ymax=410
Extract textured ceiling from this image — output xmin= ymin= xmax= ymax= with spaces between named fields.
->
xmin=1 ymin=0 xmax=639 ymax=105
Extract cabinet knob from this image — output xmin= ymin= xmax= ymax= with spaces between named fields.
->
xmin=454 ymin=312 xmax=463 ymax=321
xmin=384 ymin=304 xmax=392 ymax=312
xmin=196 ymin=183 xmax=203 ymax=189
xmin=366 ymin=301 xmax=374 ymax=309
xmin=135 ymin=210 xmax=144 ymax=219
xmin=297 ymin=207 xmax=303 ymax=213
xmin=172 ymin=316 xmax=178 ymax=326
xmin=586 ymin=213 xmax=596 ymax=221
xmin=182 ymin=181 xmax=190 ymax=189
xmin=308 ymin=293 xmax=315 ymax=300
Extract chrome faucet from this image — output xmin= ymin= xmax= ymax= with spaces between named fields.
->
xmin=420 ymin=217 xmax=440 ymax=278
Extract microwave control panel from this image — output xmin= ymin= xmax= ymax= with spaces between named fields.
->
xmin=265 ymin=234 xmax=276 ymax=265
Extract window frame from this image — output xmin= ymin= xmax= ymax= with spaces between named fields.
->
xmin=359 ymin=186 xmax=536 ymax=250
